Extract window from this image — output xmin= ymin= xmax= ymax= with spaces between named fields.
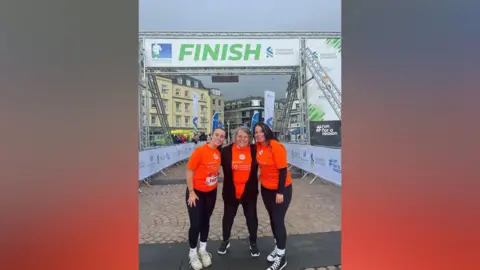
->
xmin=141 ymin=95 xmax=145 ymax=106
xmin=175 ymin=102 xmax=181 ymax=112
xmin=151 ymin=115 xmax=156 ymax=124
xmin=194 ymin=81 xmax=199 ymax=88
xmin=163 ymin=100 xmax=168 ymax=112
xmin=161 ymin=84 xmax=168 ymax=92
xmin=186 ymin=79 xmax=191 ymax=86
xmin=184 ymin=90 xmax=189 ymax=97
xmin=177 ymin=77 xmax=183 ymax=84
xmin=175 ymin=116 xmax=181 ymax=127
xmin=151 ymin=98 xmax=156 ymax=108
xmin=200 ymin=93 xmax=205 ymax=100
xmin=184 ymin=103 xmax=190 ymax=112
xmin=185 ymin=117 xmax=190 ymax=127
xmin=218 ymin=100 xmax=221 ymax=106
xmin=175 ymin=88 xmax=181 ymax=96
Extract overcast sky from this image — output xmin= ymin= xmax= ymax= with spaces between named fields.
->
xmin=139 ymin=0 xmax=341 ymax=100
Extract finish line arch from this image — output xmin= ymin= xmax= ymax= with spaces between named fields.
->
xmin=138 ymin=31 xmax=341 ymax=149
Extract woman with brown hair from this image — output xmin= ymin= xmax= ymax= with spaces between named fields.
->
xmin=217 ymin=126 xmax=260 ymax=257
xmin=185 ymin=127 xmax=226 ymax=270
xmin=254 ymin=122 xmax=292 ymax=270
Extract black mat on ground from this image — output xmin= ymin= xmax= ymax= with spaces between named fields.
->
xmin=140 ymin=231 xmax=340 ymax=270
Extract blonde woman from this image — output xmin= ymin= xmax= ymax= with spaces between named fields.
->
xmin=217 ymin=126 xmax=260 ymax=257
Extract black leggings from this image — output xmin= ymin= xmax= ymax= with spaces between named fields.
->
xmin=261 ymin=184 xmax=292 ymax=250
xmin=186 ymin=188 xmax=217 ymax=248
xmin=222 ymin=197 xmax=258 ymax=243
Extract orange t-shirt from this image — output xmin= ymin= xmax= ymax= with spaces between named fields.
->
xmin=187 ymin=143 xmax=221 ymax=192
xmin=231 ymin=145 xmax=252 ymax=199
xmin=256 ymin=140 xmax=292 ymax=190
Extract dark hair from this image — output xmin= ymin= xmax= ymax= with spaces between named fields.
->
xmin=212 ymin=127 xmax=226 ymax=136
xmin=253 ymin=122 xmax=277 ymax=143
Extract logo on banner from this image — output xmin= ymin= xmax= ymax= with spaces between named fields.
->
xmin=329 ymin=159 xmax=341 ymax=173
xmin=156 ymin=154 xmax=160 ymax=164
xmin=166 ymin=152 xmax=171 ymax=160
xmin=310 ymin=151 xmax=326 ymax=167
xmin=266 ymin=47 xmax=274 ymax=58
xmin=151 ymin=43 xmax=172 ymax=60
xmin=193 ymin=116 xmax=198 ymax=130
xmin=266 ymin=117 xmax=273 ymax=128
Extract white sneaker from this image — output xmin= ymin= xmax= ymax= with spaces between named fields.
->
xmin=267 ymin=247 xmax=277 ymax=262
xmin=189 ymin=253 xmax=203 ymax=270
xmin=199 ymin=249 xmax=212 ymax=267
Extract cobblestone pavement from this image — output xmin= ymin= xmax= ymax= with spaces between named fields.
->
xmin=140 ymin=165 xmax=341 ymax=244
xmin=140 ymin=163 xmax=341 ymax=269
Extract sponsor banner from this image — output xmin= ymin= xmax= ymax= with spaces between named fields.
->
xmin=264 ymin=90 xmax=275 ymax=129
xmin=309 ymin=120 xmax=342 ymax=147
xmin=305 ymin=38 xmax=342 ymax=121
xmin=138 ymin=142 xmax=205 ymax=180
xmin=192 ymin=92 xmax=199 ymax=132
xmin=211 ymin=112 xmax=220 ymax=132
xmin=250 ymin=112 xmax=260 ymax=134
xmin=144 ymin=39 xmax=301 ymax=67
xmin=284 ymin=143 xmax=341 ymax=186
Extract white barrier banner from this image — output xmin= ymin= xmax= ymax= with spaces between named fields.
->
xmin=138 ymin=142 xmax=205 ymax=180
xmin=284 ymin=143 xmax=341 ymax=186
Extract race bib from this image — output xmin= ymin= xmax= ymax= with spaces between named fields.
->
xmin=205 ymin=172 xmax=219 ymax=186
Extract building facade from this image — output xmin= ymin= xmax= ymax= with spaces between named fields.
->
xmin=224 ymin=96 xmax=286 ymax=137
xmin=142 ymin=75 xmax=213 ymax=144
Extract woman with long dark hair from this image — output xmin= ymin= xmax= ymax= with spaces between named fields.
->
xmin=185 ymin=127 xmax=226 ymax=270
xmin=217 ymin=126 xmax=260 ymax=257
xmin=254 ymin=122 xmax=292 ymax=270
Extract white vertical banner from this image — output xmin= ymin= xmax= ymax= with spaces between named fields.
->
xmin=264 ymin=90 xmax=275 ymax=128
xmin=192 ymin=91 xmax=199 ymax=132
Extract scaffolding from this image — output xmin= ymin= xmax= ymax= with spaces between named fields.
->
xmin=303 ymin=47 xmax=342 ymax=119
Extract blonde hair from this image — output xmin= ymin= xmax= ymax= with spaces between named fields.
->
xmin=232 ymin=126 xmax=253 ymax=145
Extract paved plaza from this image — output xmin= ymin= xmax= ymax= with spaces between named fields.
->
xmin=139 ymin=163 xmax=342 ymax=269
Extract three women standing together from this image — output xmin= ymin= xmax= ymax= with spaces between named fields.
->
xmin=186 ymin=123 xmax=293 ymax=270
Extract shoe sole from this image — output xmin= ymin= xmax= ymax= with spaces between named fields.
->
xmin=251 ymin=252 xmax=260 ymax=257
xmin=217 ymin=243 xmax=230 ymax=255
xmin=279 ymin=261 xmax=287 ymax=270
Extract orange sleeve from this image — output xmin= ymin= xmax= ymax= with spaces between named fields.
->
xmin=271 ymin=141 xmax=288 ymax=169
xmin=187 ymin=147 xmax=202 ymax=170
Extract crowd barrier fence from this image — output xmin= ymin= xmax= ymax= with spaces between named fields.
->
xmin=138 ymin=142 xmax=341 ymax=187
